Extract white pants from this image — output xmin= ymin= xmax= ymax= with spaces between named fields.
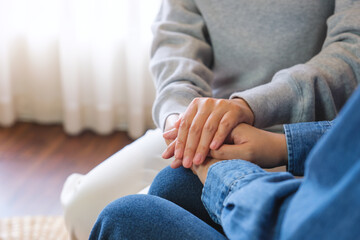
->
xmin=60 ymin=128 xmax=169 ymax=240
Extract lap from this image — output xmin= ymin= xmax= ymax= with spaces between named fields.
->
xmin=149 ymin=166 xmax=224 ymax=233
xmin=89 ymin=194 xmax=227 ymax=240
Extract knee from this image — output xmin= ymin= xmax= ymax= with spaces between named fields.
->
xmin=148 ymin=166 xmax=201 ymax=200
xmin=89 ymin=195 xmax=160 ymax=240
xmin=149 ymin=166 xmax=183 ymax=197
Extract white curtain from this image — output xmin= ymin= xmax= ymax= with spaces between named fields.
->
xmin=0 ymin=0 xmax=161 ymax=139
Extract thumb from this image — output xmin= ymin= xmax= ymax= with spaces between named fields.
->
xmin=174 ymin=113 xmax=183 ymax=129
xmin=163 ymin=128 xmax=178 ymax=140
xmin=209 ymin=144 xmax=245 ymax=160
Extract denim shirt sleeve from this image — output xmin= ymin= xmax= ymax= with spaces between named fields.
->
xmin=284 ymin=121 xmax=333 ymax=176
xmin=201 ymin=160 xmax=301 ymax=239
xmin=201 ymin=160 xmax=268 ymax=225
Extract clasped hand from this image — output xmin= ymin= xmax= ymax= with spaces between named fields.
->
xmin=184 ymin=123 xmax=288 ymax=184
xmin=162 ymin=97 xmax=255 ymax=169
xmin=161 ymin=97 xmax=288 ymax=182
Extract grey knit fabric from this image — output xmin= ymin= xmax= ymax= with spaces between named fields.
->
xmin=150 ymin=0 xmax=360 ymax=129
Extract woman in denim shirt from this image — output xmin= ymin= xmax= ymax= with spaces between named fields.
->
xmin=89 ymin=86 xmax=360 ymax=240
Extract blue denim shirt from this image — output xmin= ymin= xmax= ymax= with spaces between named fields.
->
xmin=285 ymin=121 xmax=333 ymax=176
xmin=202 ymin=160 xmax=300 ymax=239
xmin=201 ymin=121 xmax=335 ymax=239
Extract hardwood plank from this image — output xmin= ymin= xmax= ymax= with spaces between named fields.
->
xmin=0 ymin=122 xmax=133 ymax=217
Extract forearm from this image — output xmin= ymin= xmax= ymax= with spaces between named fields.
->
xmin=201 ymin=160 xmax=301 ymax=239
xmin=231 ymin=1 xmax=360 ymax=128
xmin=284 ymin=120 xmax=334 ymax=176
xmin=151 ymin=0 xmax=214 ymax=129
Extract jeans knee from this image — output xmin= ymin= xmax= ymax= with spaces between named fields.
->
xmin=149 ymin=166 xmax=198 ymax=198
xmin=90 ymin=195 xmax=169 ymax=240
xmin=90 ymin=195 xmax=147 ymax=239
xmin=149 ymin=166 xmax=173 ymax=196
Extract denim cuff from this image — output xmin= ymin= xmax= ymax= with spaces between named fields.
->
xmin=201 ymin=160 xmax=268 ymax=225
xmin=284 ymin=121 xmax=333 ymax=176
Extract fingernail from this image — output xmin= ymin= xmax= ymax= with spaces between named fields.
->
xmin=210 ymin=141 xmax=218 ymax=149
xmin=171 ymin=159 xmax=180 ymax=169
xmin=183 ymin=156 xmax=191 ymax=168
xmin=162 ymin=150 xmax=169 ymax=158
xmin=193 ymin=153 xmax=202 ymax=164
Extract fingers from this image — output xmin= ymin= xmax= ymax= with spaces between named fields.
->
xmin=210 ymin=112 xmax=238 ymax=150
xmin=163 ymin=128 xmax=178 ymax=141
xmin=182 ymin=110 xmax=211 ymax=168
xmin=162 ymin=139 xmax=176 ymax=159
xmin=170 ymin=159 xmax=183 ymax=169
xmin=209 ymin=144 xmax=243 ymax=160
xmin=174 ymin=113 xmax=183 ymax=129
xmin=173 ymin=98 xmax=251 ymax=168
xmin=163 ymin=114 xmax=180 ymax=146
xmin=192 ymin=113 xmax=222 ymax=165
xmin=174 ymin=104 xmax=197 ymax=161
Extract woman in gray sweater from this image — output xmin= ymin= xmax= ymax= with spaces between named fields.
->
xmin=155 ymin=0 xmax=360 ymax=168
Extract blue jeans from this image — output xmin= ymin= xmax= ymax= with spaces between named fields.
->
xmin=88 ymin=194 xmax=226 ymax=240
xmin=90 ymin=87 xmax=360 ymax=240
xmin=88 ymin=167 xmax=226 ymax=239
xmin=148 ymin=166 xmax=224 ymax=233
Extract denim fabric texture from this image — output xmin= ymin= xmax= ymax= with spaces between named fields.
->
xmin=201 ymin=160 xmax=269 ymax=225
xmin=280 ymin=87 xmax=360 ymax=239
xmin=89 ymin=194 xmax=227 ymax=240
xmin=203 ymin=160 xmax=300 ymax=240
xmin=148 ymin=166 xmax=224 ymax=233
xmin=284 ymin=121 xmax=333 ymax=176
xmin=90 ymin=88 xmax=360 ymax=239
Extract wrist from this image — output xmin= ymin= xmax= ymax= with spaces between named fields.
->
xmin=232 ymin=98 xmax=255 ymax=125
xmin=192 ymin=164 xmax=206 ymax=185
xmin=274 ymin=133 xmax=288 ymax=166
xmin=193 ymin=158 xmax=220 ymax=185
xmin=164 ymin=114 xmax=180 ymax=132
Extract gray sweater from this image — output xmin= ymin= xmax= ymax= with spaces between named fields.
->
xmin=150 ymin=0 xmax=360 ymax=130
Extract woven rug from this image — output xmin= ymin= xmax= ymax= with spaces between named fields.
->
xmin=0 ymin=216 xmax=68 ymax=240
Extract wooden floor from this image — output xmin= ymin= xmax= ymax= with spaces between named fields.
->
xmin=0 ymin=122 xmax=133 ymax=217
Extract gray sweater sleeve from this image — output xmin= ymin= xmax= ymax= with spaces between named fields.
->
xmin=150 ymin=0 xmax=213 ymax=130
xmin=231 ymin=0 xmax=360 ymax=128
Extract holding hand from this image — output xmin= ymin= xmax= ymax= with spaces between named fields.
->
xmin=162 ymin=114 xmax=183 ymax=169
xmin=191 ymin=124 xmax=288 ymax=185
xmin=162 ymin=97 xmax=254 ymax=169
xmin=190 ymin=158 xmax=223 ymax=185
xmin=163 ymin=114 xmax=180 ymax=145
xmin=209 ymin=123 xmax=288 ymax=169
